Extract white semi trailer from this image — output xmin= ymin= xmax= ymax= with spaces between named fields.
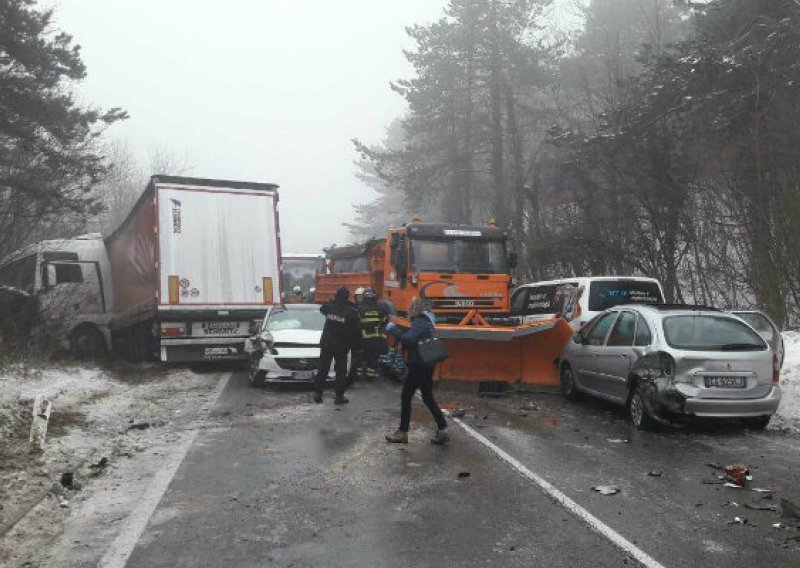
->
xmin=0 ymin=176 xmax=283 ymax=362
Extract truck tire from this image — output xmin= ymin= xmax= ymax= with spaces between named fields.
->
xmin=70 ymin=326 xmax=107 ymax=360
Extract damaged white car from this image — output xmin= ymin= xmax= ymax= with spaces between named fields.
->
xmin=558 ymin=304 xmax=781 ymax=430
xmin=244 ymin=304 xmax=340 ymax=387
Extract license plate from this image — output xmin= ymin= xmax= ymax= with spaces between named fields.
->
xmin=194 ymin=321 xmax=247 ymax=336
xmin=292 ymin=371 xmax=315 ymax=381
xmin=704 ymin=376 xmax=746 ymax=388
xmin=204 ymin=346 xmax=239 ymax=356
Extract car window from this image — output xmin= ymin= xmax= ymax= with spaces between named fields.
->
xmin=518 ymin=283 xmax=579 ymax=315
xmin=588 ymin=280 xmax=663 ymax=311
xmin=607 ymin=312 xmax=636 ymax=346
xmin=55 ymin=263 xmax=83 ymax=284
xmin=634 ymin=315 xmax=652 ymax=346
xmin=734 ymin=312 xmax=776 ymax=345
xmin=266 ymin=307 xmax=325 ymax=332
xmin=586 ymin=312 xmax=617 ymax=346
xmin=511 ymin=289 xmax=528 ymax=312
xmin=663 ymin=315 xmax=767 ymax=351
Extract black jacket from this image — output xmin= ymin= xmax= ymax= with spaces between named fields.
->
xmin=320 ymin=299 xmax=360 ymax=350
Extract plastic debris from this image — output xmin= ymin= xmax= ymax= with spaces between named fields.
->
xmin=724 ymin=482 xmax=744 ymax=489
xmin=780 ymin=498 xmax=800 ymax=519
xmin=752 ymin=488 xmax=773 ymax=494
xmin=728 ymin=516 xmax=747 ymax=525
xmin=457 ymin=471 xmax=471 ymax=479
xmin=607 ymin=438 xmax=629 ymax=444
xmin=723 ymin=465 xmax=750 ymax=487
xmin=451 ymin=408 xmax=466 ymax=418
xmin=592 ymin=486 xmax=620 ymax=496
xmin=773 ymin=523 xmax=784 ymax=529
xmin=59 ymin=498 xmax=69 ymax=509
xmin=743 ymin=503 xmax=777 ymax=512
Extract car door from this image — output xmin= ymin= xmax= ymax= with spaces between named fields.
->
xmin=596 ymin=311 xmax=637 ymax=401
xmin=573 ymin=311 xmax=619 ymax=393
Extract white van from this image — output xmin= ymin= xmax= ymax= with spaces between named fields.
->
xmin=511 ymin=276 xmax=665 ymax=330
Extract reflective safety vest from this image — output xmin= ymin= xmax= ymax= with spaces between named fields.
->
xmin=359 ymin=302 xmax=388 ymax=340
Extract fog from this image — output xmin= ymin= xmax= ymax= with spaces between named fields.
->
xmin=54 ymin=0 xmax=447 ymax=253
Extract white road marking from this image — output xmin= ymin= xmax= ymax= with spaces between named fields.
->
xmin=449 ymin=415 xmax=667 ymax=568
xmin=98 ymin=371 xmax=234 ymax=568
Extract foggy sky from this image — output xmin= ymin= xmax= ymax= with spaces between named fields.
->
xmin=54 ymin=0 xmax=447 ymax=253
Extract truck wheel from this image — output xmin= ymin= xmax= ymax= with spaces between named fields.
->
xmin=248 ymin=356 xmax=266 ymax=387
xmin=71 ymin=326 xmax=107 ymax=360
xmin=629 ymin=384 xmax=657 ymax=430
xmin=560 ymin=363 xmax=581 ymax=401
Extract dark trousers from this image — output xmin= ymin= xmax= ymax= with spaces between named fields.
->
xmin=314 ymin=345 xmax=349 ymax=397
xmin=349 ymin=338 xmax=388 ymax=381
xmin=399 ymin=363 xmax=447 ymax=432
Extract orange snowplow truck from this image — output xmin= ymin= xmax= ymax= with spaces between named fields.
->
xmin=316 ymin=223 xmax=515 ymax=322
xmin=316 ymin=222 xmax=576 ymax=386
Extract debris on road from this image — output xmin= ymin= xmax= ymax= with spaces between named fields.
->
xmin=592 ymin=485 xmax=620 ymax=496
xmin=451 ymin=408 xmax=466 ymax=418
xmin=607 ymin=438 xmax=629 ymax=444
xmin=780 ymin=498 xmax=800 ymax=520
xmin=521 ymin=402 xmax=539 ymax=411
xmin=743 ymin=503 xmax=777 ymax=512
xmin=724 ymin=482 xmax=744 ymax=489
xmin=723 ymin=465 xmax=750 ymax=487
xmin=728 ymin=516 xmax=748 ymax=525
xmin=723 ymin=501 xmax=740 ymax=508
xmin=752 ymin=487 xmax=773 ymax=494
xmin=59 ymin=472 xmax=81 ymax=491
xmin=127 ymin=422 xmax=151 ymax=431
xmin=647 ymin=471 xmax=662 ymax=478
xmin=58 ymin=498 xmax=69 ymax=509
xmin=457 ymin=471 xmax=471 ymax=479
xmin=707 ymin=462 xmax=724 ymax=470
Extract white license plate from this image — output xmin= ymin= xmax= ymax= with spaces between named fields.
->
xmin=194 ymin=321 xmax=248 ymax=336
xmin=292 ymin=371 xmax=315 ymax=381
xmin=704 ymin=376 xmax=746 ymax=388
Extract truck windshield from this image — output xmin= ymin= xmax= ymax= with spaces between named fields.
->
xmin=281 ymin=258 xmax=323 ymax=293
xmin=411 ymin=238 xmax=508 ymax=274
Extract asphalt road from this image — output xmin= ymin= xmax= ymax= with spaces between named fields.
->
xmin=121 ymin=374 xmax=800 ymax=568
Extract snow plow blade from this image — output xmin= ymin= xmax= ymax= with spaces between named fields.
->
xmin=435 ymin=318 xmax=574 ymax=385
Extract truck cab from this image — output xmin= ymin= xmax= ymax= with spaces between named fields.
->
xmin=386 ymin=223 xmax=514 ymax=322
xmin=0 ymin=234 xmax=113 ymax=356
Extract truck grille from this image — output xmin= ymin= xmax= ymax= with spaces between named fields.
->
xmin=276 ymin=358 xmax=320 ymax=371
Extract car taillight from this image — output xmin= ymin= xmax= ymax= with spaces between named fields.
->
xmin=773 ymin=353 xmax=780 ymax=384
xmin=161 ymin=323 xmax=186 ymax=337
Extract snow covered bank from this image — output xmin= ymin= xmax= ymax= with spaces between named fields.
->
xmin=773 ymin=332 xmax=800 ymax=432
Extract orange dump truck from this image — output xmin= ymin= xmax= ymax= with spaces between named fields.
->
xmin=316 ymin=222 xmax=575 ymax=386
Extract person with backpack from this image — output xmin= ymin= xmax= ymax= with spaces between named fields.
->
xmin=384 ymin=297 xmax=448 ymax=445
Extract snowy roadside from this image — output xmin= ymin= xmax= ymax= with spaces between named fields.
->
xmin=773 ymin=331 xmax=800 ymax=433
xmin=0 ymin=362 xmax=227 ymax=566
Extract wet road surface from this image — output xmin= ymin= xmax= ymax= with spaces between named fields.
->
xmin=123 ymin=375 xmax=800 ymax=567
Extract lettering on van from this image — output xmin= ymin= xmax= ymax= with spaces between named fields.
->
xmin=170 ymin=198 xmax=182 ymax=234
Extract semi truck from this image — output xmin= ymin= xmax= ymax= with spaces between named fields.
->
xmin=0 ymin=175 xmax=282 ymax=362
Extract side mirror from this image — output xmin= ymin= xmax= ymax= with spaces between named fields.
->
xmin=572 ymin=333 xmax=585 ymax=345
xmin=508 ymin=252 xmax=518 ymax=270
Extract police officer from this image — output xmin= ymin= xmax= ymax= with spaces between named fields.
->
xmin=314 ymin=286 xmax=360 ymax=404
xmin=350 ymin=287 xmax=389 ymax=381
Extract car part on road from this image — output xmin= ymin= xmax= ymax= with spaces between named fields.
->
xmin=647 ymin=471 xmax=662 ymax=478
xmin=127 ymin=422 xmax=151 ymax=431
xmin=591 ymin=485 xmax=620 ymax=496
xmin=724 ymin=465 xmax=750 ymax=487
xmin=457 ymin=471 xmax=471 ymax=479
xmin=728 ymin=516 xmax=748 ymax=525
xmin=743 ymin=503 xmax=777 ymax=511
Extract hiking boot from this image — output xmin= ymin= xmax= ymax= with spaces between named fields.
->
xmin=385 ymin=430 xmax=408 ymax=444
xmin=333 ymin=395 xmax=349 ymax=405
xmin=313 ymin=392 xmax=323 ymax=404
xmin=430 ymin=429 xmax=450 ymax=445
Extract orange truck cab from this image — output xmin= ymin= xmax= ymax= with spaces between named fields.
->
xmin=316 ymin=223 xmax=517 ymax=323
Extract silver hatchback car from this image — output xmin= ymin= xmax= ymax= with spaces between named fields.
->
xmin=558 ymin=305 xmax=781 ymax=429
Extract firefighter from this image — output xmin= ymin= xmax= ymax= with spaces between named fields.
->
xmin=354 ymin=287 xmax=365 ymax=306
xmin=314 ymin=286 xmax=360 ymax=404
xmin=350 ymin=287 xmax=389 ymax=382
xmin=287 ymin=285 xmax=304 ymax=304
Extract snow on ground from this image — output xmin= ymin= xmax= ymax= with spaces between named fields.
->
xmin=0 ymin=361 xmax=223 ymax=564
xmin=773 ymin=331 xmax=800 ymax=432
